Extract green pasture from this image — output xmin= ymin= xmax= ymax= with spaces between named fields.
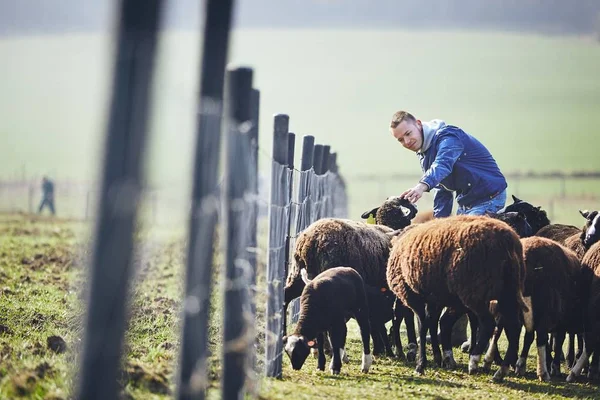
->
xmin=0 ymin=29 xmax=599 ymax=225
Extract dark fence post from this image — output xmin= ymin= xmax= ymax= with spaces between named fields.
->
xmin=266 ymin=114 xmax=289 ymax=378
xmin=282 ymin=132 xmax=296 ymax=335
xmin=177 ymin=0 xmax=235 ymax=398
xmin=313 ymin=145 xmax=324 ymax=175
xmin=76 ymin=1 xmax=164 ymax=399
xmin=289 ymin=135 xmax=315 ymax=323
xmin=222 ymin=66 xmax=254 ymax=400
xmin=247 ymin=88 xmax=260 ymax=365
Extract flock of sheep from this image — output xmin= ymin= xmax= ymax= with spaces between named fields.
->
xmin=281 ymin=195 xmax=600 ymax=385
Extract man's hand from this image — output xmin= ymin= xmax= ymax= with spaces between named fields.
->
xmin=400 ymin=182 xmax=429 ymax=204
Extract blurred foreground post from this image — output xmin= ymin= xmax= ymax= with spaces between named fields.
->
xmin=77 ymin=1 xmax=164 ymax=399
xmin=177 ymin=0 xmax=235 ymax=399
xmin=221 ymin=66 xmax=254 ymax=400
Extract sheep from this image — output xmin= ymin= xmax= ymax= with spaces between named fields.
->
xmin=284 ymin=198 xmax=418 ymax=357
xmin=567 ymin=241 xmax=600 ymax=382
xmin=283 ymin=267 xmax=372 ymax=374
xmin=486 ymin=211 xmax=534 ymax=238
xmin=386 ymin=215 xmax=532 ymax=382
xmin=360 ymin=196 xmax=418 ymax=230
xmin=486 ymin=237 xmax=583 ymax=381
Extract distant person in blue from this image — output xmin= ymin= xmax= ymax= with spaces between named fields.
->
xmin=390 ymin=110 xmax=507 ymax=349
xmin=38 ymin=176 xmax=56 ymax=215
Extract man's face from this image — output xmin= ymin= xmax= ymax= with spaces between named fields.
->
xmin=391 ymin=119 xmax=423 ymax=152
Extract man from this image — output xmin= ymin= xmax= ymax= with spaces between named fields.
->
xmin=38 ymin=176 xmax=56 ymax=215
xmin=390 ymin=110 xmax=507 ymax=348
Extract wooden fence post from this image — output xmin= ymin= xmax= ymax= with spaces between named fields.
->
xmin=177 ymin=0 xmax=235 ymax=398
xmin=265 ymin=114 xmax=289 ymax=378
xmin=77 ymin=1 xmax=163 ymax=399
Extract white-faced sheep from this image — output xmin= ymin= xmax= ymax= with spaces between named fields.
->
xmin=283 ymin=267 xmax=372 ymax=374
xmin=386 ymin=215 xmax=532 ymax=382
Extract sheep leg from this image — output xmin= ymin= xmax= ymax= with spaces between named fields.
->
xmin=551 ymin=330 xmax=566 ymax=376
xmin=567 ymin=342 xmax=588 ymax=382
xmin=462 ymin=312 xmax=479 ymax=354
xmin=356 ymin=306 xmax=373 ymax=373
xmin=515 ymin=330 xmax=535 ymax=376
xmin=493 ymin=313 xmax=522 ymax=383
xmin=535 ymin=328 xmax=551 ymax=382
xmin=427 ymin=305 xmax=443 ymax=367
xmin=483 ymin=320 xmax=503 ymax=372
xmin=316 ymin=332 xmax=326 ymax=371
xmin=469 ymin=313 xmax=495 ymax=375
xmin=412 ymin=302 xmax=429 ymax=375
xmin=402 ymin=306 xmax=417 ymax=362
xmin=566 ymin=333 xmax=575 ymax=368
xmin=587 ymin=339 xmax=600 ymax=380
xmin=391 ymin=303 xmax=406 ymax=360
xmin=439 ymin=307 xmax=463 ymax=369
xmin=328 ymin=321 xmax=346 ymax=375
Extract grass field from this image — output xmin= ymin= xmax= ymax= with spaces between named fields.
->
xmin=1 ymin=29 xmax=599 ymax=225
xmin=1 ymin=213 xmax=600 ymax=399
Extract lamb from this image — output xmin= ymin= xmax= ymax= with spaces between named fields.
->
xmin=386 ymin=215 xmax=532 ymax=382
xmin=284 ymin=198 xmax=418 ymax=357
xmin=283 ymin=267 xmax=373 ymax=374
xmin=487 ymin=237 xmax=583 ymax=381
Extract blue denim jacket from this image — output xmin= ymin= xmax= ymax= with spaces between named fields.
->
xmin=418 ymin=124 xmax=507 ymax=217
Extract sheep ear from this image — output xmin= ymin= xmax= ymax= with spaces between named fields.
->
xmin=580 ymin=209 xmax=590 ymax=219
xmin=512 ymin=195 xmax=522 ymax=203
xmin=361 ymin=207 xmax=379 ymax=219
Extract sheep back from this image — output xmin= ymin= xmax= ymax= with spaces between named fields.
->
xmin=521 ymin=237 xmax=582 ymax=329
xmin=287 ymin=218 xmax=393 ymax=291
xmin=536 ymin=224 xmax=581 ymax=244
xmin=387 ymin=215 xmax=525 ymax=314
xmin=295 ymin=267 xmax=367 ymax=336
xmin=564 ymin=233 xmax=587 ymax=260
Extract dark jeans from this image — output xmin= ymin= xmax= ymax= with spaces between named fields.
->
xmin=38 ymin=198 xmax=55 ymax=215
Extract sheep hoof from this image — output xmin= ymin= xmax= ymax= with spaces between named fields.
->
xmin=442 ymin=355 xmax=457 ymax=369
xmin=394 ymin=351 xmax=406 ymax=361
xmin=492 ymin=366 xmax=509 ymax=383
xmin=481 ymin=360 xmax=492 ymax=373
xmin=406 ymin=343 xmax=417 ymax=362
xmin=330 ymin=369 xmax=340 ymax=375
xmin=550 ymin=363 xmax=561 ymax=377
xmin=539 ymin=372 xmax=551 ymax=382
xmin=566 ymin=372 xmax=577 ymax=383
xmin=433 ymin=353 xmax=442 ymax=367
xmin=415 ymin=365 xmax=425 ymax=375
xmin=515 ymin=358 xmax=527 ymax=376
xmin=468 ymin=366 xmax=479 ymax=375
xmin=317 ymin=365 xmax=325 ymax=372
xmin=461 ymin=341 xmax=471 ymax=354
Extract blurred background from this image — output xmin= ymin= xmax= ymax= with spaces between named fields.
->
xmin=1 ymin=0 xmax=599 ymax=225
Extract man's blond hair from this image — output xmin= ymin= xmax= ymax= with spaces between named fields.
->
xmin=390 ymin=111 xmax=416 ymax=129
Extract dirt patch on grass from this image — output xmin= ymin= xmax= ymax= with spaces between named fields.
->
xmin=47 ymin=335 xmax=67 ymax=354
xmin=11 ymin=371 xmax=38 ymax=396
xmin=121 ymin=361 xmax=171 ymax=395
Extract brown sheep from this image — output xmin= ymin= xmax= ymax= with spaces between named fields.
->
xmin=386 ymin=215 xmax=531 ymax=382
xmin=567 ymin=241 xmax=600 ymax=382
xmin=283 ymin=218 xmax=414 ymax=358
xmin=488 ymin=237 xmax=582 ymax=381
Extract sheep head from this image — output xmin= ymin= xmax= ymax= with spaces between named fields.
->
xmin=580 ymin=209 xmax=600 ymax=249
xmin=361 ymin=197 xmax=418 ymax=230
xmin=500 ymin=195 xmax=550 ymax=233
xmin=486 ymin=211 xmax=534 ymax=238
xmin=283 ymin=335 xmax=317 ymax=370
